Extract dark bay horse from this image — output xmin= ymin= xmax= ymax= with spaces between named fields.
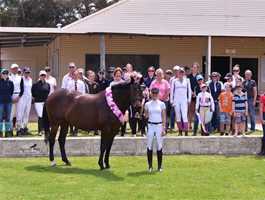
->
xmin=43 ymin=80 xmax=143 ymax=169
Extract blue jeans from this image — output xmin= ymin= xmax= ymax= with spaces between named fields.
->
xmin=211 ymin=102 xmax=219 ymax=131
xmin=246 ymin=98 xmax=256 ymax=131
xmin=0 ymin=103 xmax=12 ymax=132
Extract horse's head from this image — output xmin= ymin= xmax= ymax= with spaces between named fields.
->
xmin=111 ymin=77 xmax=144 ymax=112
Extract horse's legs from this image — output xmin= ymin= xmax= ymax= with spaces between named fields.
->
xmin=98 ymin=136 xmax=107 ymax=170
xmin=58 ymin=123 xmax=71 ymax=166
xmin=49 ymin=125 xmax=58 ymax=167
xmin=104 ymin=136 xmax=115 ymax=169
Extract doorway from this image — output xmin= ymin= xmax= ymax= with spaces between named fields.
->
xmin=202 ymin=56 xmax=230 ymax=81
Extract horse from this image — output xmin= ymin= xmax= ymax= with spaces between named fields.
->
xmin=43 ymin=79 xmax=143 ymax=170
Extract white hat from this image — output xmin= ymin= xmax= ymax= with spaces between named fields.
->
xmin=10 ymin=63 xmax=19 ymax=69
xmin=179 ymin=67 xmax=185 ymax=72
xmin=173 ymin=65 xmax=180 ymax=71
xmin=39 ymin=70 xmax=47 ymax=76
xmin=69 ymin=62 xmax=76 ymax=67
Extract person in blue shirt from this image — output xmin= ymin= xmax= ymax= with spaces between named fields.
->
xmin=0 ymin=69 xmax=14 ymax=137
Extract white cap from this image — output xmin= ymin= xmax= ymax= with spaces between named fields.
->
xmin=69 ymin=62 xmax=76 ymax=67
xmin=179 ymin=67 xmax=185 ymax=72
xmin=173 ymin=65 xmax=180 ymax=71
xmin=10 ymin=63 xmax=19 ymax=69
xmin=39 ymin=70 xmax=47 ymax=76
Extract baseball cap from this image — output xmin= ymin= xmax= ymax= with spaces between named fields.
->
xmin=39 ymin=70 xmax=47 ymax=76
xmin=10 ymin=63 xmax=19 ymax=69
xmin=173 ymin=65 xmax=180 ymax=71
xmin=196 ymin=74 xmax=204 ymax=81
xmin=1 ymin=68 xmax=9 ymax=74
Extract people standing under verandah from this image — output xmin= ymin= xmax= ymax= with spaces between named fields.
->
xmin=16 ymin=67 xmax=32 ymax=136
xmin=144 ymin=87 xmax=166 ymax=172
xmin=32 ymin=70 xmax=50 ymax=136
xmin=187 ymin=62 xmax=201 ymax=130
xmin=144 ymin=66 xmax=156 ymax=88
xmin=208 ymin=72 xmax=223 ymax=132
xmin=150 ymin=68 xmax=170 ymax=132
xmin=195 ymin=84 xmax=215 ymax=136
xmin=232 ymin=84 xmax=248 ymax=136
xmin=258 ymin=91 xmax=265 ymax=156
xmin=0 ymin=69 xmax=14 ymax=137
xmin=86 ymin=70 xmax=99 ymax=94
xmin=45 ymin=66 xmax=57 ymax=95
xmin=170 ymin=67 xmax=192 ymax=136
xmin=65 ymin=70 xmax=86 ymax=136
xmin=232 ymin=64 xmax=244 ymax=88
xmin=243 ymin=70 xmax=257 ymax=132
xmin=61 ymin=62 xmax=76 ymax=89
xmin=9 ymin=63 xmax=24 ymax=135
xmin=218 ymin=83 xmax=233 ymax=136
xmin=193 ymin=74 xmax=206 ymax=136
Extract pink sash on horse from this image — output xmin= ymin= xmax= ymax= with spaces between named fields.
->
xmin=105 ymin=87 xmax=125 ymax=124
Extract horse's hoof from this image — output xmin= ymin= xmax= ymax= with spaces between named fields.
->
xmin=50 ymin=161 xmax=56 ymax=167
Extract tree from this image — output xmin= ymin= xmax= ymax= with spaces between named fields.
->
xmin=0 ymin=0 xmax=119 ymax=27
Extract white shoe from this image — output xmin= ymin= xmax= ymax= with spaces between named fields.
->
xmin=148 ymin=167 xmax=153 ymax=173
xmin=158 ymin=168 xmax=163 ymax=172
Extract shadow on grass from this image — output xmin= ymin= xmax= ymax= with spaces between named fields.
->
xmin=127 ymin=170 xmax=157 ymax=177
xmin=24 ymin=165 xmax=124 ymax=182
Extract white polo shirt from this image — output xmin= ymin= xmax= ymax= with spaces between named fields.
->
xmin=145 ymin=100 xmax=166 ymax=123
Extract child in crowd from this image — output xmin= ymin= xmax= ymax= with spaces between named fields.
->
xmin=232 ymin=85 xmax=248 ymax=136
xmin=195 ymin=84 xmax=215 ymax=136
xmin=219 ymin=83 xmax=233 ymax=135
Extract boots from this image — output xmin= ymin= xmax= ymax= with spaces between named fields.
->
xmin=0 ymin=131 xmax=3 ymax=137
xmin=147 ymin=148 xmax=153 ymax=172
xmin=38 ymin=117 xmax=43 ymax=136
xmin=258 ymin=138 xmax=265 ymax=156
xmin=157 ymin=149 xmax=163 ymax=172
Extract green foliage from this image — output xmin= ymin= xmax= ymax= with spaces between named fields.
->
xmin=0 ymin=0 xmax=119 ymax=27
xmin=0 ymin=156 xmax=265 ymax=200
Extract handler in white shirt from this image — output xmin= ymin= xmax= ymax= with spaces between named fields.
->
xmin=61 ymin=62 xmax=76 ymax=89
xmin=144 ymin=88 xmax=166 ymax=172
xmin=45 ymin=66 xmax=57 ymax=95
xmin=65 ymin=70 xmax=86 ymax=94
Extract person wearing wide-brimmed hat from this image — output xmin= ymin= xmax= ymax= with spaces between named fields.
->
xmin=16 ymin=67 xmax=32 ymax=136
xmin=0 ymin=69 xmax=14 ymax=137
xmin=208 ymin=72 xmax=223 ymax=132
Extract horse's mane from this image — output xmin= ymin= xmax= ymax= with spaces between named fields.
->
xmin=111 ymin=80 xmax=132 ymax=90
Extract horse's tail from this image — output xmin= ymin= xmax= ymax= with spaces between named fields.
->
xmin=42 ymin=103 xmax=50 ymax=145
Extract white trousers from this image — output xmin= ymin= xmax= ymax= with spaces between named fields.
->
xmin=11 ymin=94 xmax=19 ymax=120
xmin=34 ymin=102 xmax=44 ymax=118
xmin=174 ymin=101 xmax=188 ymax=123
xmin=16 ymin=95 xmax=32 ymax=129
xmin=147 ymin=124 xmax=163 ymax=151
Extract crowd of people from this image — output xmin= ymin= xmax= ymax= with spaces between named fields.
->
xmin=0 ymin=61 xmax=264 ymax=141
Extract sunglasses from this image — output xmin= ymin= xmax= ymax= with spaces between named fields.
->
xmin=233 ymin=70 xmax=239 ymax=72
xmin=25 ymin=71 xmax=30 ymax=74
xmin=45 ymin=69 xmax=51 ymax=72
xmin=69 ymin=66 xmax=75 ymax=69
xmin=148 ymin=70 xmax=155 ymax=72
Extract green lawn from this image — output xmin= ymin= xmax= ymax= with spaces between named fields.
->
xmin=0 ymin=156 xmax=265 ymax=200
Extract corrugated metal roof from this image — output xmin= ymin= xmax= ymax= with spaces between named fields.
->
xmin=62 ymin=0 xmax=265 ymax=37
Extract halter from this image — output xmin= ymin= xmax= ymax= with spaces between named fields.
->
xmin=105 ymin=87 xmax=125 ymax=124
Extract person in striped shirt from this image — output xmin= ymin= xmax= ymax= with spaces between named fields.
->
xmin=232 ymin=85 xmax=248 ymax=136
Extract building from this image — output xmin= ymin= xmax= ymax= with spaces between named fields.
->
xmin=1 ymin=0 xmax=265 ymax=90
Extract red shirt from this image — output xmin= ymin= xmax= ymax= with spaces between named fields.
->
xmin=261 ymin=95 xmax=265 ymax=112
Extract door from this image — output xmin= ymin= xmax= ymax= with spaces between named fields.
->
xmin=232 ymin=58 xmax=258 ymax=82
xmin=202 ymin=56 xmax=230 ymax=81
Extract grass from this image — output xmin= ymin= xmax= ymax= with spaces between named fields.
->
xmin=25 ymin=123 xmax=262 ymax=137
xmin=0 ymin=156 xmax=265 ymax=200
